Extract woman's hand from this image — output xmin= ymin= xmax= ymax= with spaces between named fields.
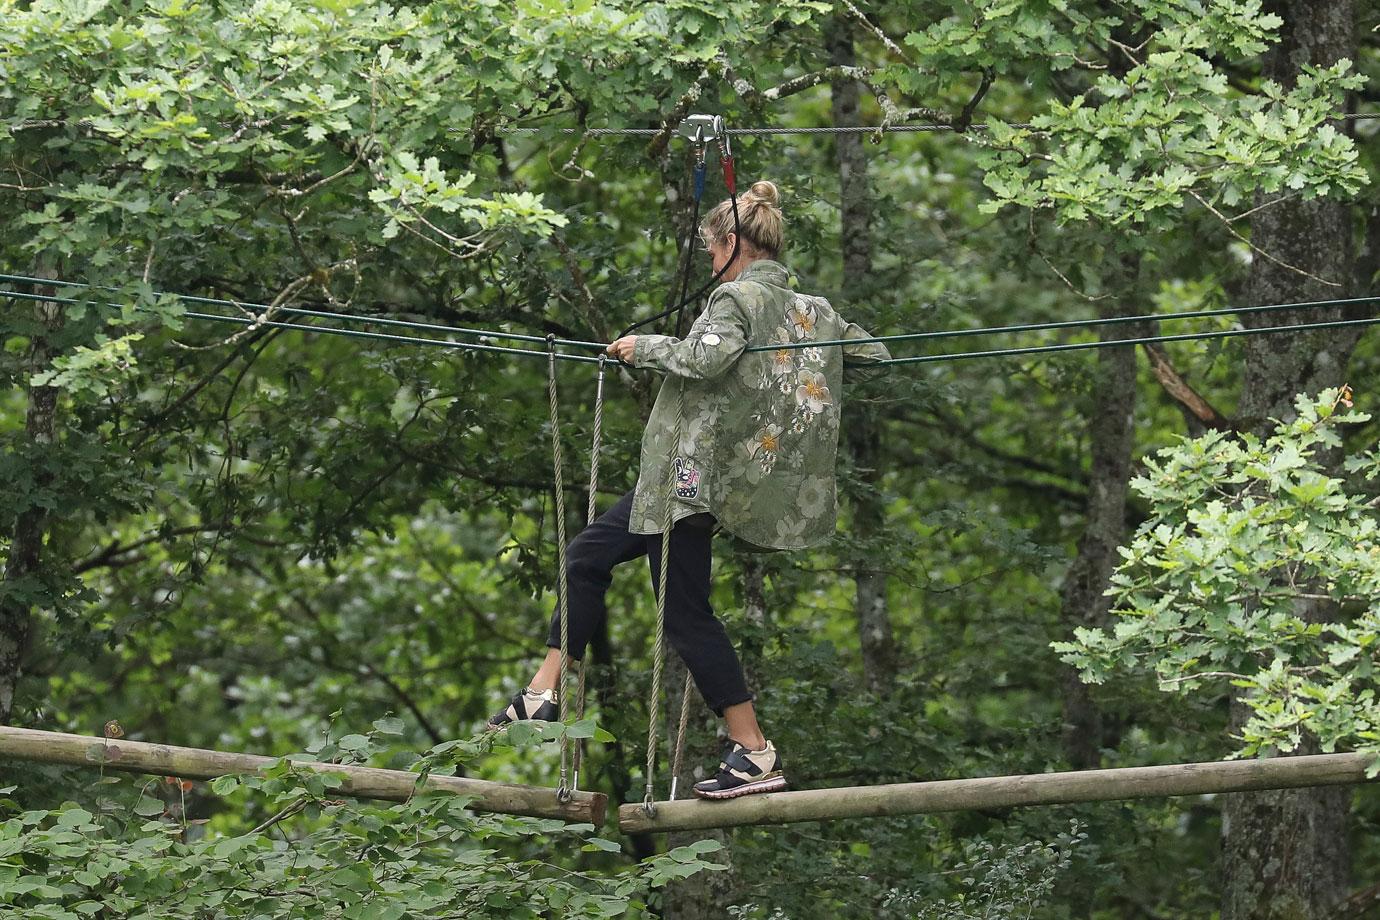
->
xmin=607 ymin=335 xmax=638 ymax=364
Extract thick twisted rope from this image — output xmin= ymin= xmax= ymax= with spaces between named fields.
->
xmin=546 ymin=337 xmax=574 ymax=804
xmin=643 ymin=385 xmax=686 ymax=815
xmin=570 ymin=356 xmax=607 ymax=793
xmin=669 ymin=671 xmax=695 ymax=801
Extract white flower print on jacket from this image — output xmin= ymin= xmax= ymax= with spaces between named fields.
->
xmin=787 ymin=297 xmax=817 ymax=340
xmin=768 ymin=327 xmax=796 ymax=379
xmin=795 ymin=370 xmax=832 ymax=415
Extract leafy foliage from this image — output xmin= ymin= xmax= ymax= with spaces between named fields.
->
xmin=0 ymin=720 xmax=722 ymax=918
xmin=1057 ymin=389 xmax=1380 ymax=768
xmin=884 ymin=820 xmax=1087 ymax=920
xmin=2 ymin=0 xmax=1379 ymax=916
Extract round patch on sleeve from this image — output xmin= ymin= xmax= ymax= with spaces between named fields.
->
xmin=702 ymin=333 xmax=722 ymax=346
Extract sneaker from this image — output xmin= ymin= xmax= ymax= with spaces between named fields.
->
xmin=486 ymin=687 xmax=558 ymax=730
xmin=692 ymin=739 xmax=787 ymax=799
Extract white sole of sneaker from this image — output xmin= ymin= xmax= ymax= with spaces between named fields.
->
xmin=693 ymin=773 xmax=788 ymax=800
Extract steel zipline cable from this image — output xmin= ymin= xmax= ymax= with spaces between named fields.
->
xmin=3 ymin=276 xmax=1380 ymax=368
xmin=501 ymin=112 xmax=1378 ymax=138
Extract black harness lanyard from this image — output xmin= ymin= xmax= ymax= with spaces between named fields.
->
xmin=620 ymin=118 xmax=741 ymax=341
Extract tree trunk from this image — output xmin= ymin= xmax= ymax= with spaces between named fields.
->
xmin=1222 ymin=4 xmax=1356 ymax=917
xmin=830 ymin=16 xmax=898 ymax=693
xmin=1055 ymin=15 xmax=1154 ymax=778
xmin=1055 ymin=287 xmax=1140 ymax=920
xmin=1057 ymin=255 xmax=1141 ymax=773
xmin=1 ymin=288 xmax=62 ymax=724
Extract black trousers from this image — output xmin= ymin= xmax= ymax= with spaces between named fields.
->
xmin=545 ymin=489 xmax=753 ymax=716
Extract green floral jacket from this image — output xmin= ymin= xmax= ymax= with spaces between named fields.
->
xmin=629 ymin=259 xmax=890 ymax=551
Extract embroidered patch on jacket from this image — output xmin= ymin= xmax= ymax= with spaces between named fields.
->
xmin=673 ymin=457 xmax=701 ymax=499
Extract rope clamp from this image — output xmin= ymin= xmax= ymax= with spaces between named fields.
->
xmin=557 ymin=784 xmax=573 ymax=805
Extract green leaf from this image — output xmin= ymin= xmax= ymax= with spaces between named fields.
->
xmin=337 ymin=733 xmax=372 ymax=752
xmin=133 ymin=796 xmax=165 ymax=817
xmin=210 ymin=775 xmax=241 ymax=795
xmin=372 ymin=716 xmax=405 ymax=735
xmin=582 ymin=837 xmax=622 ymax=853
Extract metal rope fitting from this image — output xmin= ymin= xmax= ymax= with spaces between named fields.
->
xmin=676 ymin=113 xmax=722 ymax=145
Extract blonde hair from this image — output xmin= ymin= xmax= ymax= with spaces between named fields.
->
xmin=701 ymin=180 xmax=784 ymax=260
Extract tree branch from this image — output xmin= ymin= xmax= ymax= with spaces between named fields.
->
xmin=283 ymin=591 xmax=448 ymax=747
xmin=1142 ymin=342 xmax=1232 ymax=432
xmin=549 ymin=232 xmax=612 ymax=342
xmin=644 ymin=67 xmax=713 ymax=161
xmin=838 ymin=0 xmax=911 ymax=61
xmin=953 ymin=67 xmax=996 ymax=132
xmin=1189 ymin=190 xmax=1344 ymax=288
xmin=1335 ymin=883 xmax=1380 ymax=920
xmin=72 ymin=525 xmax=283 ymax=575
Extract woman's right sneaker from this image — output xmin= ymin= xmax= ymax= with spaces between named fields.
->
xmin=692 ymin=739 xmax=787 ymax=799
xmin=486 ymin=687 xmax=558 ymax=731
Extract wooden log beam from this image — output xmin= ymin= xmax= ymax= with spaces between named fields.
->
xmin=619 ymin=752 xmax=1377 ymax=834
xmin=0 ymin=726 xmax=606 ymax=825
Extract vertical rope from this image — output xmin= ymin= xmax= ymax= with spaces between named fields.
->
xmin=643 ymin=387 xmax=685 ymax=815
xmin=571 ymin=356 xmax=606 ymax=793
xmin=546 ymin=337 xmax=573 ymax=804
xmin=640 ymin=129 xmax=726 ymax=814
xmin=669 ymin=671 xmax=695 ymax=800
xmin=586 ymin=357 xmax=606 ymax=526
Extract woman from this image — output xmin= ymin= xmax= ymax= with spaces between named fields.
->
xmin=489 ymin=180 xmax=890 ymax=800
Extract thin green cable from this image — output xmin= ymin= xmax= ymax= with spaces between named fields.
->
xmin=744 ymin=293 xmax=1380 ymax=353
xmin=8 ymin=285 xmax=1379 ymax=369
xmin=9 ymin=271 xmax=1376 ymax=358
xmin=877 ymin=313 xmax=1380 ymax=366
xmin=0 ymin=288 xmax=602 ymax=365
xmin=0 ymin=272 xmax=607 ymax=353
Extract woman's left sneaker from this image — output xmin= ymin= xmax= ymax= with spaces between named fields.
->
xmin=693 ymin=740 xmax=787 ymax=799
xmin=486 ymin=687 xmax=558 ymax=731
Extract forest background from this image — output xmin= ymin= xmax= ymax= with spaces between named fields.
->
xmin=3 ymin=0 xmax=1380 ymax=917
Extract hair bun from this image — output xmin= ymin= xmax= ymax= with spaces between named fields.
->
xmin=746 ymin=180 xmax=780 ymax=206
